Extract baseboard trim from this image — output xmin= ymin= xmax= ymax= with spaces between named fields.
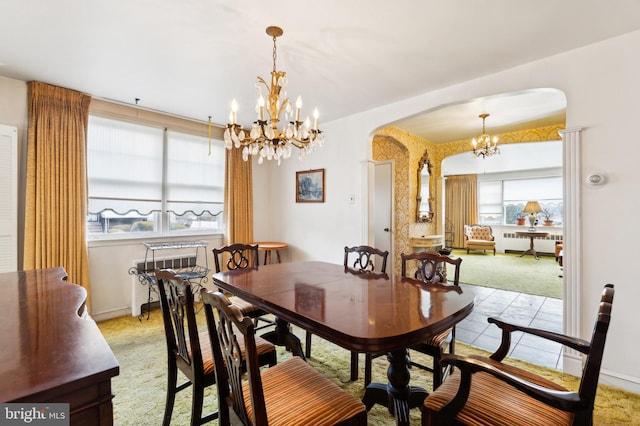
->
xmin=562 ymin=351 xmax=583 ymax=377
xmin=563 ymin=351 xmax=640 ymax=394
xmin=92 ymin=307 xmax=132 ymax=322
xmin=599 ymin=368 xmax=640 ymax=394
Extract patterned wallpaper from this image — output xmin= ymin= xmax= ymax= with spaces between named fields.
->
xmin=372 ymin=123 xmax=565 ymax=276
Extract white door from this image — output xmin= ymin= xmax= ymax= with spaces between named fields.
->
xmin=373 ymin=161 xmax=393 ymax=268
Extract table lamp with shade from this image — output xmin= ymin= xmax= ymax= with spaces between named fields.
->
xmin=523 ymin=201 xmax=542 ymax=231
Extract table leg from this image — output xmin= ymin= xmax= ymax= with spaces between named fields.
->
xmin=519 ymin=236 xmax=540 ymax=260
xmin=260 ymin=317 xmax=306 ymax=360
xmin=362 ymin=349 xmax=428 ymax=426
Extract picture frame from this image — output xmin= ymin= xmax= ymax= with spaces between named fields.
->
xmin=296 ymin=168 xmax=325 ymax=203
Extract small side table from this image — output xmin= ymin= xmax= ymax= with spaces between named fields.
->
xmin=515 ymin=231 xmax=549 ymax=260
xmin=255 ymin=242 xmax=288 ymax=264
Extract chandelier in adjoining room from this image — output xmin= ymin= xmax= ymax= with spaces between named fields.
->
xmin=471 ymin=113 xmax=500 ymax=159
xmin=224 ymin=26 xmax=324 ymax=165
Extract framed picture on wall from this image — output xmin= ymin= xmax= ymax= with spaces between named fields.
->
xmin=296 ymin=168 xmax=325 ymax=203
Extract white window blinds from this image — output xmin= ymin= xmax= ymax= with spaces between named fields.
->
xmin=87 ymin=116 xmax=163 ymax=216
xmin=166 ymin=131 xmax=224 ymax=217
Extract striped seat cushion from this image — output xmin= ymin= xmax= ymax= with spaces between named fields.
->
xmin=422 ymin=327 xmax=452 ymax=347
xmin=242 ymin=356 xmax=365 ymax=425
xmin=423 ymin=355 xmax=573 ymax=425
xmin=195 ymin=330 xmax=275 ymax=375
xmin=230 ymin=296 xmax=264 ymax=315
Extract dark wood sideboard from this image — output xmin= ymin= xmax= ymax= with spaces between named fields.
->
xmin=0 ymin=268 xmax=120 ymax=425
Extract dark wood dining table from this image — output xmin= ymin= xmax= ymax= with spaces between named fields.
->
xmin=211 ymin=260 xmax=475 ymax=426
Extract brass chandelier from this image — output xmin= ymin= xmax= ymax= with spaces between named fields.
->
xmin=224 ymin=26 xmax=324 ymax=165
xmin=471 ymin=113 xmax=500 ymax=159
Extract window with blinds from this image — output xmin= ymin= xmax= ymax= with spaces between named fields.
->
xmin=478 ymin=175 xmax=563 ymax=225
xmin=87 ymin=115 xmax=225 ymax=238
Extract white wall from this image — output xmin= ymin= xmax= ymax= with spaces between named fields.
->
xmin=255 ymin=30 xmax=640 ymax=393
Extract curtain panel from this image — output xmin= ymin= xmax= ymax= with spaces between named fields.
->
xmin=445 ymin=174 xmax=478 ymax=248
xmin=224 ymin=147 xmax=254 ymax=245
xmin=24 ymin=82 xmax=92 ymax=306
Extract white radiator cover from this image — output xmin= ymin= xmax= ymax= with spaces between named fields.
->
xmin=501 ymin=231 xmax=562 ymax=254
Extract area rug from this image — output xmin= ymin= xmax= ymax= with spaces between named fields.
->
xmin=98 ymin=310 xmax=640 ymax=425
xmin=452 ymin=249 xmax=563 ymax=299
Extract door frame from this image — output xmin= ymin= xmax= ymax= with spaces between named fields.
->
xmin=368 ymin=160 xmax=394 ymax=273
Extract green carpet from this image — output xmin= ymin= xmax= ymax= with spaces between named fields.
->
xmin=452 ymin=249 xmax=563 ymax=299
xmin=99 ymin=310 xmax=640 ymax=425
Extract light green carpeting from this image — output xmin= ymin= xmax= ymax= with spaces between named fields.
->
xmin=452 ymin=249 xmax=563 ymax=299
xmin=99 ymin=310 xmax=640 ymax=425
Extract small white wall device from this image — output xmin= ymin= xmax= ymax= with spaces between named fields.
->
xmin=585 ymin=173 xmax=606 ymax=185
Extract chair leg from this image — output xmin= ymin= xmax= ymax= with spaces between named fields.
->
xmin=432 ymin=353 xmax=443 ymax=390
xmin=191 ymin=382 xmax=204 ymax=426
xmin=364 ymin=354 xmax=373 ymax=386
xmin=163 ymin=361 xmax=178 ymax=426
xmin=350 ymin=352 xmax=359 ymax=381
xmin=305 ymin=330 xmax=312 ymax=358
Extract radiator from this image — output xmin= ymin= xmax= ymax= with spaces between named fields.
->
xmin=501 ymin=232 xmax=562 ymax=254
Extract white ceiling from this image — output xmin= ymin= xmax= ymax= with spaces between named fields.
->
xmin=2 ymin=0 xmax=640 ymax=142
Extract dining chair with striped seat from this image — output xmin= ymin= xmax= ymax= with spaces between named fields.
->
xmin=212 ymin=243 xmax=275 ymax=332
xmin=364 ymin=251 xmax=462 ymax=390
xmin=421 ymin=284 xmax=615 ymax=425
xmin=202 ymin=290 xmax=368 ymax=426
xmin=155 ymin=269 xmax=277 ymax=426
xmin=305 ymin=244 xmax=389 ymax=382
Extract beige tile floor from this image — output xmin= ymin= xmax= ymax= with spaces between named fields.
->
xmin=457 ymin=283 xmax=564 ymax=370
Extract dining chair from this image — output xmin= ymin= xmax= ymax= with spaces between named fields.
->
xmin=212 ymin=243 xmax=275 ymax=332
xmin=305 ymin=245 xmax=389 ymax=382
xmin=343 ymin=244 xmax=389 ymax=274
xmin=201 ymin=289 xmax=368 ymax=426
xmin=422 ymin=283 xmax=615 ymax=425
xmin=155 ymin=269 xmax=276 ymax=426
xmin=364 ymin=251 xmax=462 ymax=390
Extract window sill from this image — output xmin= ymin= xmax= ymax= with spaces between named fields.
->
xmin=87 ymin=232 xmax=224 ymax=248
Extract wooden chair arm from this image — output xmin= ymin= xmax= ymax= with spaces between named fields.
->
xmin=436 ymin=354 xmax=587 ymax=421
xmin=487 ymin=317 xmax=591 ymax=361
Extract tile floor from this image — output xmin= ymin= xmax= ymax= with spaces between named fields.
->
xmin=456 ymin=283 xmax=564 ymax=370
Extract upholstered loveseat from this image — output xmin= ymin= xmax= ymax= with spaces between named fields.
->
xmin=464 ymin=224 xmax=496 ymax=255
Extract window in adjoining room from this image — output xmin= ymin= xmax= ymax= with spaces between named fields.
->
xmin=86 ymin=115 xmax=225 ymax=239
xmin=478 ymin=174 xmax=563 ymax=226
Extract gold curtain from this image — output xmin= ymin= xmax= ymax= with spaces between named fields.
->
xmin=24 ymin=82 xmax=91 ymax=302
xmin=445 ymin=174 xmax=478 ymax=248
xmin=224 ymin=147 xmax=254 ymax=245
